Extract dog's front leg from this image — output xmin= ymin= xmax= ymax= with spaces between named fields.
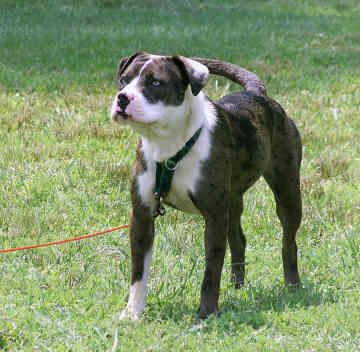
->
xmin=198 ymin=213 xmax=229 ymax=319
xmin=120 ymin=208 xmax=154 ymax=321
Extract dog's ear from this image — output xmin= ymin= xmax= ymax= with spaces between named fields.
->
xmin=117 ymin=52 xmax=145 ymax=78
xmin=173 ymin=56 xmax=209 ymax=96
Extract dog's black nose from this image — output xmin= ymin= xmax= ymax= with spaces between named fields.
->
xmin=117 ymin=93 xmax=131 ymax=111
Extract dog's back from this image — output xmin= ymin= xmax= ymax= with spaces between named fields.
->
xmin=217 ymin=90 xmax=302 ymax=169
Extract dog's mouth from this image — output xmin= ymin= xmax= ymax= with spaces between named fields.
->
xmin=112 ymin=110 xmax=132 ymax=121
xmin=118 ymin=110 xmax=131 ymax=120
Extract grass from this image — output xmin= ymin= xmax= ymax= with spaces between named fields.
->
xmin=1 ymin=0 xmax=359 ymax=350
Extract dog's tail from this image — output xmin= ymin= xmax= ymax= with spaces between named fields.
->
xmin=191 ymin=58 xmax=267 ymax=97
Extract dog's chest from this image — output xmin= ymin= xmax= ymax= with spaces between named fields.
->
xmin=163 ymin=154 xmax=202 ymax=214
xmin=137 ymin=130 xmax=213 ymax=215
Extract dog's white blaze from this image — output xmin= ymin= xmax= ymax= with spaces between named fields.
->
xmin=137 ymin=91 xmax=217 ymax=214
xmin=138 ymin=55 xmax=161 ymax=76
xmin=120 ymin=249 xmax=152 ymax=320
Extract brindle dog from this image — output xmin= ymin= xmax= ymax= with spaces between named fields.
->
xmin=111 ymin=54 xmax=302 ymax=320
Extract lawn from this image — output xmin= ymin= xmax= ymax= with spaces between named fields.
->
xmin=1 ymin=0 xmax=359 ymax=350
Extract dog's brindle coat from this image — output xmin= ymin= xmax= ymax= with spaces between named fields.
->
xmin=111 ymin=53 xmax=302 ymax=319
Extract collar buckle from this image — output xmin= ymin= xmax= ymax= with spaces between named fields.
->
xmin=164 ymin=159 xmax=178 ymax=171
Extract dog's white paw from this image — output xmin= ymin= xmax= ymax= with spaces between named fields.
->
xmin=119 ymin=307 xmax=142 ymax=321
xmin=120 ymin=280 xmax=149 ymax=321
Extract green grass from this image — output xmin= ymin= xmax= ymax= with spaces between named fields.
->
xmin=1 ymin=0 xmax=360 ymax=350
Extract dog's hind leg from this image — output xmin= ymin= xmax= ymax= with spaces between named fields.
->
xmin=264 ymin=166 xmax=302 ymax=285
xmin=228 ymin=197 xmax=247 ymax=288
xmin=263 ymin=120 xmax=302 ymax=286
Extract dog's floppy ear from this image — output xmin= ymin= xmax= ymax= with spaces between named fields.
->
xmin=117 ymin=52 xmax=145 ymax=78
xmin=173 ymin=56 xmax=209 ymax=96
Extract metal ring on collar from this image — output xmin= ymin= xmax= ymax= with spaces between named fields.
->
xmin=164 ymin=159 xmax=178 ymax=171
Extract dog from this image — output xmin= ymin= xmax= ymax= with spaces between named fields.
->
xmin=110 ymin=53 xmax=302 ymax=320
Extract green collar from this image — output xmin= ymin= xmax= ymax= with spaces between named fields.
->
xmin=153 ymin=127 xmax=203 ymax=216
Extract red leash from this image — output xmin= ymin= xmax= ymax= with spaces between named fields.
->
xmin=0 ymin=224 xmax=130 ymax=253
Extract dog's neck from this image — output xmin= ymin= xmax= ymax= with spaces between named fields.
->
xmin=139 ymin=90 xmax=215 ymax=162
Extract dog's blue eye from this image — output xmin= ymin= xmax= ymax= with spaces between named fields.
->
xmin=152 ymin=80 xmax=161 ymax=87
xmin=119 ymin=78 xmax=127 ymax=86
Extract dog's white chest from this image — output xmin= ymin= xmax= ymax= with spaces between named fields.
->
xmin=137 ymin=127 xmax=213 ymax=215
xmin=164 ymin=156 xmax=202 ymax=214
xmin=137 ymin=149 xmax=205 ymax=215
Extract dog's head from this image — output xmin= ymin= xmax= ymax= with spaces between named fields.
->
xmin=110 ymin=53 xmax=209 ymax=129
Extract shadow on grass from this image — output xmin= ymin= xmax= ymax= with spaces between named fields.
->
xmin=223 ymin=279 xmax=339 ymax=312
xmin=144 ymin=279 xmax=339 ymax=330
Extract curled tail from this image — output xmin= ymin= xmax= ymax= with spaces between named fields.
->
xmin=191 ymin=58 xmax=267 ymax=97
